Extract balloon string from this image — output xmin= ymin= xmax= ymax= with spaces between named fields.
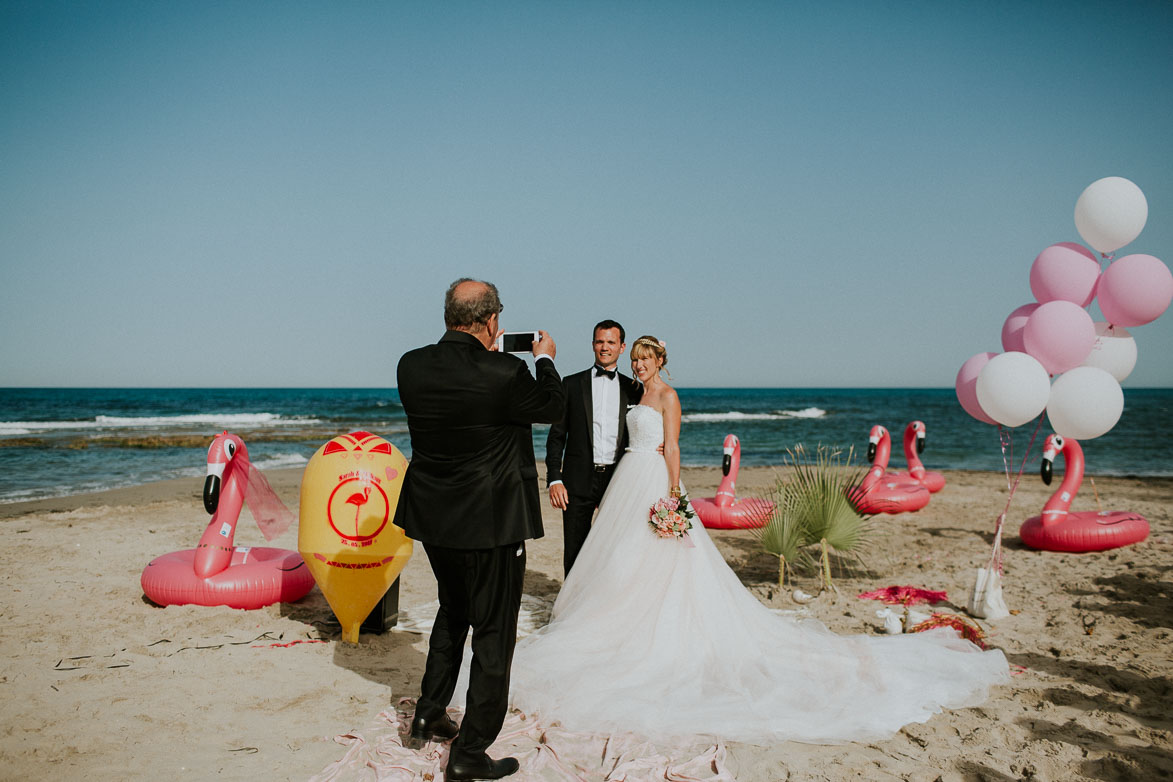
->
xmin=998 ymin=425 xmax=1013 ymax=491
xmin=986 ymin=414 xmax=1046 ymax=574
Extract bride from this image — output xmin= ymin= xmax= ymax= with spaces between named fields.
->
xmin=507 ymin=336 xmax=1010 ymax=744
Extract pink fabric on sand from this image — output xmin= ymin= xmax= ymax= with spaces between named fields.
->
xmin=310 ymin=698 xmax=734 ymax=782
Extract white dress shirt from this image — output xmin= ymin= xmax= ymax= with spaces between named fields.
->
xmin=592 ymin=368 xmax=620 ymax=465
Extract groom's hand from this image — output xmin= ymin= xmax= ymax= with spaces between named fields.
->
xmin=548 ymin=483 xmax=568 ymax=510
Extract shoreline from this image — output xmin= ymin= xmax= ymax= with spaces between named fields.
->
xmin=5 ymin=465 xmax=1173 ymax=520
xmin=1 ymin=465 xmax=1170 ymax=780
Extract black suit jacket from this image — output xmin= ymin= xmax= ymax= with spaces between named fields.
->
xmin=545 ymin=368 xmax=642 ymax=495
xmin=394 ymin=330 xmax=565 ymax=549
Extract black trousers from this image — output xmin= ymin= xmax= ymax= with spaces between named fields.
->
xmin=562 ymin=463 xmax=616 ymax=576
xmin=416 ymin=541 xmax=526 ymax=762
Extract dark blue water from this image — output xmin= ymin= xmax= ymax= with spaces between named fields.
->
xmin=1 ymin=387 xmax=1169 ymax=503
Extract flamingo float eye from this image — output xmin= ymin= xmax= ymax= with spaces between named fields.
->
xmin=225 ymin=441 xmax=236 ymax=458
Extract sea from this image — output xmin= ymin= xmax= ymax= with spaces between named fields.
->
xmin=1 ymin=387 xmax=1170 ymax=504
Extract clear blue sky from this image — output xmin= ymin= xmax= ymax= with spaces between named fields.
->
xmin=2 ymin=1 xmax=1170 ymax=388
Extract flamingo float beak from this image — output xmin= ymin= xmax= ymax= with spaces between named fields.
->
xmin=1040 ymin=435 xmax=1063 ymax=486
xmin=721 ymin=436 xmax=738 ymax=475
xmin=867 ymin=431 xmax=881 ymax=462
xmin=916 ymin=432 xmax=926 ymax=455
xmin=204 ymin=462 xmax=226 ymax=514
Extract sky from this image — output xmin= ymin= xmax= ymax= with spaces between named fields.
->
xmin=2 ymin=1 xmax=1171 ymax=388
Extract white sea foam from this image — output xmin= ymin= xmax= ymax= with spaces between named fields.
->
xmin=0 ymin=421 xmax=85 ymax=434
xmin=252 ymin=452 xmax=309 ymax=470
xmin=682 ymin=408 xmax=826 ymax=423
xmin=780 ymin=407 xmax=827 ymax=419
xmin=0 ymin=413 xmax=321 ymax=434
xmin=93 ymin=413 xmax=319 ymax=427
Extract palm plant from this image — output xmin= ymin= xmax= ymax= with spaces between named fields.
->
xmin=756 ymin=444 xmax=872 ymax=594
xmin=755 ymin=493 xmax=813 ymax=588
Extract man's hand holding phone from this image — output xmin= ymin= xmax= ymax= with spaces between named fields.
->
xmin=533 ymin=330 xmax=556 ymax=360
xmin=496 ymin=330 xmax=556 ymax=359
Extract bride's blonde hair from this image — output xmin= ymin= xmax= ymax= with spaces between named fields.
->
xmin=630 ymin=335 xmax=669 ymax=377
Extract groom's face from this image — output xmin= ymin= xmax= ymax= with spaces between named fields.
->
xmin=592 ymin=327 xmax=625 ymax=370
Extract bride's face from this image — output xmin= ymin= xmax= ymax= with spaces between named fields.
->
xmin=631 ymin=353 xmax=662 ymax=383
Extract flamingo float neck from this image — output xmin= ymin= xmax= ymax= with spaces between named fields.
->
xmin=903 ymin=421 xmax=927 ymax=480
xmin=714 ymin=434 xmax=740 ymax=507
xmin=859 ymin=425 xmax=891 ymax=492
xmin=1041 ymin=434 xmax=1084 ymax=525
xmin=194 ymin=433 xmax=249 ymax=578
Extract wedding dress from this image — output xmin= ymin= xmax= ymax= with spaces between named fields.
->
xmin=508 ymin=404 xmax=1010 ymax=744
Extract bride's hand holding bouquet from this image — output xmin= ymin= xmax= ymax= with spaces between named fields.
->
xmin=648 ymin=486 xmax=696 ymax=546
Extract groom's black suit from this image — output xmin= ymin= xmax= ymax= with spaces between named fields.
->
xmin=395 ymin=330 xmax=563 ymax=764
xmin=545 ymin=367 xmax=642 ymax=574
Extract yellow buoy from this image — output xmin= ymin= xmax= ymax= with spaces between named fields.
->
xmin=299 ymin=431 xmax=413 ymax=643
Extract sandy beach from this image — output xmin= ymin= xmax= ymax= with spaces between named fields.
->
xmin=1 ymin=464 xmax=1170 ymax=781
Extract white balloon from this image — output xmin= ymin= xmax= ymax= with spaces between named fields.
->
xmin=1047 ymin=366 xmax=1124 ymax=440
xmin=1074 ymin=177 xmax=1148 ymax=254
xmin=1081 ymin=322 xmax=1137 ymax=382
xmin=975 ymin=352 xmax=1051 ymax=428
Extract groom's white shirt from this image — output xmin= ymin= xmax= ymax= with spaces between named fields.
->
xmin=591 ymin=370 xmax=620 ymax=465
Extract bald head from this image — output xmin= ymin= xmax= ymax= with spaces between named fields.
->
xmin=444 ymin=278 xmax=502 ymax=332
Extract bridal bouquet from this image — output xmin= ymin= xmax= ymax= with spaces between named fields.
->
xmin=648 ymin=493 xmax=695 ymax=542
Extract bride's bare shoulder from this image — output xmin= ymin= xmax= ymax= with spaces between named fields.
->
xmin=642 ymin=386 xmax=679 ymax=416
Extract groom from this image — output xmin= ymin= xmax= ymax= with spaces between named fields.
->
xmin=395 ymin=278 xmax=564 ymax=781
xmin=545 ymin=320 xmax=642 ymax=575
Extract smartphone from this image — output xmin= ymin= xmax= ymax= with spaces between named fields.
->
xmin=496 ymin=331 xmax=540 ymax=353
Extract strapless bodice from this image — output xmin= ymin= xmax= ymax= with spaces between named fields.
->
xmin=625 ymin=405 xmax=663 ymax=453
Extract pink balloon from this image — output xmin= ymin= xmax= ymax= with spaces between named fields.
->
xmin=955 ymin=351 xmax=998 ymax=425
xmin=1029 ymin=242 xmax=1100 ymax=307
xmin=1097 ymin=253 xmax=1173 ymax=327
xmin=1023 ymin=301 xmax=1096 ymax=375
xmin=1001 ymin=303 xmax=1038 ymax=353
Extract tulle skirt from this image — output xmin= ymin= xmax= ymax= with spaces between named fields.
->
xmin=508 ymin=451 xmax=1010 ymax=744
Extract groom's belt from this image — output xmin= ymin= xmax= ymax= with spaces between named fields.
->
xmin=592 ymin=463 xmax=615 ymax=472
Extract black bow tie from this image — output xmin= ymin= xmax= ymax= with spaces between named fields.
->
xmin=594 ymin=365 xmax=617 ymax=380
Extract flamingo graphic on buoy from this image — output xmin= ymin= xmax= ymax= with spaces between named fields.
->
xmin=345 ymin=486 xmax=371 ymax=536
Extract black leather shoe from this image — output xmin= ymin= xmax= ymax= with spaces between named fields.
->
xmin=446 ymin=754 xmax=520 ymax=781
xmin=407 ymin=712 xmax=459 ymax=748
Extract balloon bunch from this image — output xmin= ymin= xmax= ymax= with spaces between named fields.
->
xmin=956 ymin=177 xmax=1172 ymax=441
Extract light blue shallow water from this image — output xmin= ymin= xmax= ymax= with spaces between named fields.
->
xmin=1 ymin=386 xmax=1169 ymax=503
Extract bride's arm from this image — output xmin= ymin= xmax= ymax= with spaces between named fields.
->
xmin=662 ymin=390 xmax=682 ymax=495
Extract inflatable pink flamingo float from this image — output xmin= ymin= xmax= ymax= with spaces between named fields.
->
xmin=885 ymin=421 xmax=946 ymax=493
xmin=1019 ymin=434 xmax=1149 ymax=552
xmin=847 ymin=425 xmax=931 ymax=515
xmin=691 ymin=434 xmax=775 ymax=529
xmin=141 ymin=432 xmax=316 ymax=609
